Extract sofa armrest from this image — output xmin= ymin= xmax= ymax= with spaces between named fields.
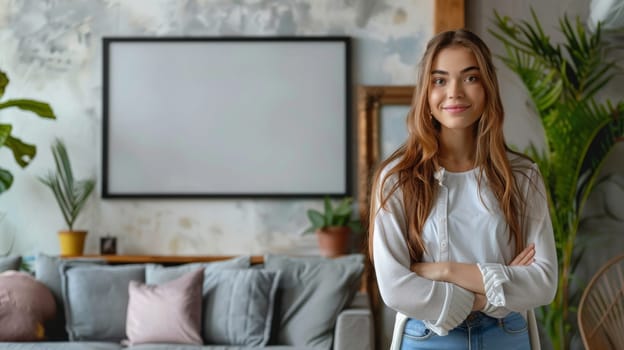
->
xmin=333 ymin=292 xmax=375 ymax=350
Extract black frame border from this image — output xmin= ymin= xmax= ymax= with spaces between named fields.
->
xmin=102 ymin=36 xmax=352 ymax=199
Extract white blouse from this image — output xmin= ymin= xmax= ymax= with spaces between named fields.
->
xmin=372 ymin=155 xmax=558 ymax=337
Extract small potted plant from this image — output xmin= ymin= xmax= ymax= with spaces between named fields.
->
xmin=304 ymin=196 xmax=362 ymax=257
xmin=39 ymin=138 xmax=95 ymax=256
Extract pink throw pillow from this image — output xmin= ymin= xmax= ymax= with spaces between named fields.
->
xmin=0 ymin=271 xmax=56 ymax=341
xmin=125 ymin=267 xmax=204 ymax=345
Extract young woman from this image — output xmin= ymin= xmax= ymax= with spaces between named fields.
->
xmin=368 ymin=29 xmax=557 ymax=350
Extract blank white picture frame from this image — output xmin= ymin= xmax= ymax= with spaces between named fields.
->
xmin=102 ymin=37 xmax=350 ymax=198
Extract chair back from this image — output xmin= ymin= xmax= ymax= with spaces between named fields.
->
xmin=578 ymin=254 xmax=624 ymax=350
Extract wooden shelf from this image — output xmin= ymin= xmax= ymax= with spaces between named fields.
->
xmin=61 ymin=254 xmax=264 ymax=265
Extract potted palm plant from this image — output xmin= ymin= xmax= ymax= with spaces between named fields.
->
xmin=39 ymin=138 xmax=95 ymax=256
xmin=490 ymin=9 xmax=624 ymax=350
xmin=304 ymin=196 xmax=362 ymax=257
xmin=0 ymin=69 xmax=56 ymax=195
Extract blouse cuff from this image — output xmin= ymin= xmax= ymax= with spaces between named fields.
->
xmin=478 ymin=263 xmax=510 ymax=307
xmin=423 ymin=283 xmax=473 ymax=336
xmin=481 ymin=299 xmax=512 ymax=318
xmin=481 ymin=298 xmax=498 ymax=314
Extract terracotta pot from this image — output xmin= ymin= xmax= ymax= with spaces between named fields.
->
xmin=58 ymin=230 xmax=87 ymax=256
xmin=316 ymin=226 xmax=351 ymax=257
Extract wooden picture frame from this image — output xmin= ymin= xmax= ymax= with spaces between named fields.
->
xmin=357 ymin=0 xmax=465 ymax=219
xmin=356 ymin=86 xmax=414 ymax=219
xmin=434 ymin=0 xmax=466 ymax=34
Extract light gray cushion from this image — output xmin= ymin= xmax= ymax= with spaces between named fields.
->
xmin=145 ymin=256 xmax=250 ymax=283
xmin=34 ymin=253 xmax=104 ymax=340
xmin=0 ymin=255 xmax=21 ymax=272
xmin=201 ymin=269 xmax=280 ymax=346
xmin=61 ymin=264 xmax=145 ymax=342
xmin=264 ymin=254 xmax=364 ymax=349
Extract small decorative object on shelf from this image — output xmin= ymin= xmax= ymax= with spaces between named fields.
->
xmin=304 ymin=196 xmax=362 ymax=257
xmin=100 ymin=235 xmax=117 ymax=255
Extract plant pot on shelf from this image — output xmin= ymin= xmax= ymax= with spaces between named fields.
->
xmin=58 ymin=230 xmax=87 ymax=256
xmin=316 ymin=226 xmax=351 ymax=257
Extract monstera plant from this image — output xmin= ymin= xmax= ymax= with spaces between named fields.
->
xmin=490 ymin=9 xmax=624 ymax=350
xmin=0 ymin=69 xmax=56 ymax=195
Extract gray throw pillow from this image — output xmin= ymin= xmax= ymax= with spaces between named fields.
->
xmin=61 ymin=264 xmax=145 ymax=342
xmin=34 ymin=253 xmax=104 ymax=340
xmin=0 ymin=255 xmax=21 ymax=272
xmin=202 ymin=269 xmax=280 ymax=346
xmin=264 ymin=254 xmax=364 ymax=349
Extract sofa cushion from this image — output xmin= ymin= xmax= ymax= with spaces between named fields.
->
xmin=61 ymin=264 xmax=145 ymax=342
xmin=34 ymin=253 xmax=105 ymax=340
xmin=0 ymin=271 xmax=56 ymax=341
xmin=264 ymin=254 xmax=364 ymax=349
xmin=126 ymin=268 xmax=204 ymax=345
xmin=201 ymin=268 xmax=280 ymax=346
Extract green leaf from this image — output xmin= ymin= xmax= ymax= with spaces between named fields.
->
xmin=3 ymin=136 xmax=36 ymax=168
xmin=0 ymin=167 xmax=14 ymax=194
xmin=0 ymin=99 xmax=56 ymax=119
xmin=52 ymin=139 xmax=75 ymax=200
xmin=334 ymin=197 xmax=352 ymax=216
xmin=307 ymin=209 xmax=325 ymax=230
xmin=0 ymin=124 xmax=11 ymax=147
xmin=39 ymin=172 xmax=73 ymax=230
xmin=39 ymin=139 xmax=95 ymax=230
xmin=0 ymin=70 xmax=8 ymax=99
xmin=305 ymin=196 xmax=357 ymax=232
xmin=70 ymin=179 xmax=95 ymax=222
xmin=323 ymin=197 xmax=333 ymax=227
xmin=348 ymin=220 xmax=363 ymax=234
xmin=0 ymin=71 xmax=56 ymax=197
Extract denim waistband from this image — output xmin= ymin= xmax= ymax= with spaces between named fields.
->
xmin=457 ymin=311 xmax=502 ymax=329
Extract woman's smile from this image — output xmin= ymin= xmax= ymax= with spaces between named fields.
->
xmin=442 ymin=104 xmax=471 ymax=114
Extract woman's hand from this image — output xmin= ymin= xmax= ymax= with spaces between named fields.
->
xmin=410 ymin=243 xmax=536 ymax=295
xmin=410 ymin=262 xmax=449 ymax=281
xmin=472 ymin=293 xmax=487 ymax=311
xmin=510 ymin=243 xmax=535 ymax=266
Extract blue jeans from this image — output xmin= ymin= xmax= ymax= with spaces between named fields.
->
xmin=400 ymin=312 xmax=530 ymax=350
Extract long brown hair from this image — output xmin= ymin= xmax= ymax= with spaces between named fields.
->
xmin=368 ymin=29 xmax=528 ymax=263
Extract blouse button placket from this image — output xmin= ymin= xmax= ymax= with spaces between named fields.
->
xmin=438 ymin=185 xmax=450 ymax=261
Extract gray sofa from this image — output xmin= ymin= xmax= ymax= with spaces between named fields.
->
xmin=0 ymin=254 xmax=374 ymax=350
